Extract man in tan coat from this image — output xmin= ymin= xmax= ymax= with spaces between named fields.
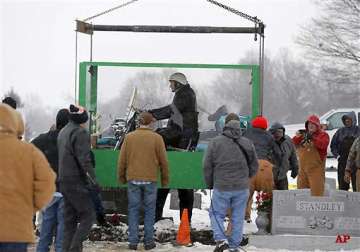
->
xmin=118 ymin=112 xmax=169 ymax=251
xmin=0 ymin=104 xmax=55 ymax=251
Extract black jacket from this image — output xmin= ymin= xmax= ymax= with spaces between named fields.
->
xmin=243 ymin=127 xmax=281 ymax=166
xmin=57 ymin=122 xmax=96 ymax=184
xmin=150 ymin=84 xmax=198 ymax=131
xmin=331 ymin=111 xmax=360 ymax=160
xmin=32 ymin=130 xmax=60 ymax=191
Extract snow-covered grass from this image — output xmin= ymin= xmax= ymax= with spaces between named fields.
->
xmin=30 ymin=158 xmax=360 ymax=251
xmin=163 ymin=158 xmax=340 ymax=230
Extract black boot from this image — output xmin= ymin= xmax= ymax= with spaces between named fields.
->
xmin=213 ymin=240 xmax=229 ymax=252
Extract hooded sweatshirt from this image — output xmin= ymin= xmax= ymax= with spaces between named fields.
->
xmin=293 ymin=115 xmax=330 ymax=160
xmin=0 ymin=104 xmax=55 ymax=242
xmin=269 ymin=122 xmax=299 ymax=180
xmin=330 ymin=111 xmax=360 ymax=159
xmin=203 ymin=120 xmax=258 ymax=191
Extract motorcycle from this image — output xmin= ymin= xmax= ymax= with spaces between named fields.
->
xmin=113 ymin=108 xmax=142 ymax=150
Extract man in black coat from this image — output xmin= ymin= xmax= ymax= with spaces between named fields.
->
xmin=330 ymin=112 xmax=360 ymax=191
xmin=148 ymin=72 xmax=198 ymax=223
xmin=149 ymin=72 xmax=198 ymax=149
xmin=58 ymin=105 xmax=97 ymax=252
xmin=32 ymin=108 xmax=69 ymax=252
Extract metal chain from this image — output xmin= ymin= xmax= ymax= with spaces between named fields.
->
xmin=83 ymin=0 xmax=140 ymax=22
xmin=206 ymin=0 xmax=262 ymax=24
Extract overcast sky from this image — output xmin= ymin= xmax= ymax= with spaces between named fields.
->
xmin=0 ymin=0 xmax=317 ymax=108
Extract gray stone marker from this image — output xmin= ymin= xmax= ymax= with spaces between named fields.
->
xmin=272 ymin=187 xmax=360 ymax=236
xmin=170 ymin=190 xmax=202 ymax=210
xmin=325 ymin=177 xmax=337 ymax=191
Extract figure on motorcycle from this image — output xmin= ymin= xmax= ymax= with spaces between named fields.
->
xmin=148 ymin=72 xmax=199 ymax=224
xmin=148 ymin=72 xmax=199 ymax=150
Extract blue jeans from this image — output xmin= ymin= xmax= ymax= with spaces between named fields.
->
xmin=127 ymin=182 xmax=157 ymax=246
xmin=36 ymin=196 xmax=64 ymax=252
xmin=209 ymin=188 xmax=249 ymax=249
xmin=0 ymin=243 xmax=28 ymax=252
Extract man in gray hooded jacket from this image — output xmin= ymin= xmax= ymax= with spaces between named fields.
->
xmin=269 ymin=122 xmax=299 ymax=190
xmin=203 ymin=113 xmax=258 ymax=252
xmin=330 ymin=112 xmax=360 ymax=191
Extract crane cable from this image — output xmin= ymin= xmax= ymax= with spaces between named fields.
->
xmin=206 ymin=0 xmax=262 ymax=25
xmin=74 ymin=0 xmax=263 ymax=104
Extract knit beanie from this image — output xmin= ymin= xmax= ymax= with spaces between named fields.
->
xmin=56 ymin=108 xmax=69 ymax=130
xmin=69 ymin=104 xmax=88 ymax=124
xmin=251 ymin=116 xmax=268 ymax=130
xmin=225 ymin=113 xmax=240 ymax=124
xmin=139 ymin=112 xmax=154 ymax=126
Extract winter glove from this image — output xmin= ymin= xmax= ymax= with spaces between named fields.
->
xmin=304 ymin=132 xmax=312 ymax=141
xmin=300 ymin=132 xmax=312 ymax=145
xmin=291 ymin=170 xmax=298 ymax=179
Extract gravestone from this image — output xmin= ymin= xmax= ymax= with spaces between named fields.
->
xmin=272 ymin=187 xmax=360 ymax=236
xmin=325 ymin=177 xmax=337 ymax=191
xmin=170 ymin=190 xmax=202 ymax=210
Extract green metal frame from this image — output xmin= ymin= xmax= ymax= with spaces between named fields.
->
xmin=78 ymin=61 xmax=260 ymax=189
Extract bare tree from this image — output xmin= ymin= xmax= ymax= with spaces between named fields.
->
xmin=297 ymin=0 xmax=360 ymax=85
xmin=268 ymin=49 xmax=329 ymax=123
xmin=98 ymin=70 xmax=173 ymax=131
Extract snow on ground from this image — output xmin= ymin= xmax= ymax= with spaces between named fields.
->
xmin=28 ymin=240 xmax=360 ymax=252
xmin=163 ymin=158 xmax=340 ymax=231
xmin=29 ymin=158 xmax=360 ymax=251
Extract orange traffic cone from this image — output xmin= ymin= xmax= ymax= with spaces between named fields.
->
xmin=176 ymin=208 xmax=191 ymax=246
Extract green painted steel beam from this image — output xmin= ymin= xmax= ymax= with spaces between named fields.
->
xmin=94 ymin=149 xmax=206 ymax=189
xmin=89 ymin=66 xmax=98 ymax=134
xmin=78 ymin=63 xmax=87 ymax=107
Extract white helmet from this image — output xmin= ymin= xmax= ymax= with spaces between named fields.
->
xmin=169 ymin=72 xmax=188 ymax=85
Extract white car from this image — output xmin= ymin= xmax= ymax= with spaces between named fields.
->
xmin=284 ymin=108 xmax=360 ymax=157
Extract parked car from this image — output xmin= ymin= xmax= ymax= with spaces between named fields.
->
xmin=285 ymin=108 xmax=360 ymax=157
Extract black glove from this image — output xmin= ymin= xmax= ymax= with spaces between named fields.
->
xmin=304 ymin=132 xmax=312 ymax=142
xmin=300 ymin=132 xmax=312 ymax=145
xmin=291 ymin=170 xmax=298 ymax=179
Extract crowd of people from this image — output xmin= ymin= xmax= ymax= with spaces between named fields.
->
xmin=1 ymin=72 xmax=359 ymax=252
